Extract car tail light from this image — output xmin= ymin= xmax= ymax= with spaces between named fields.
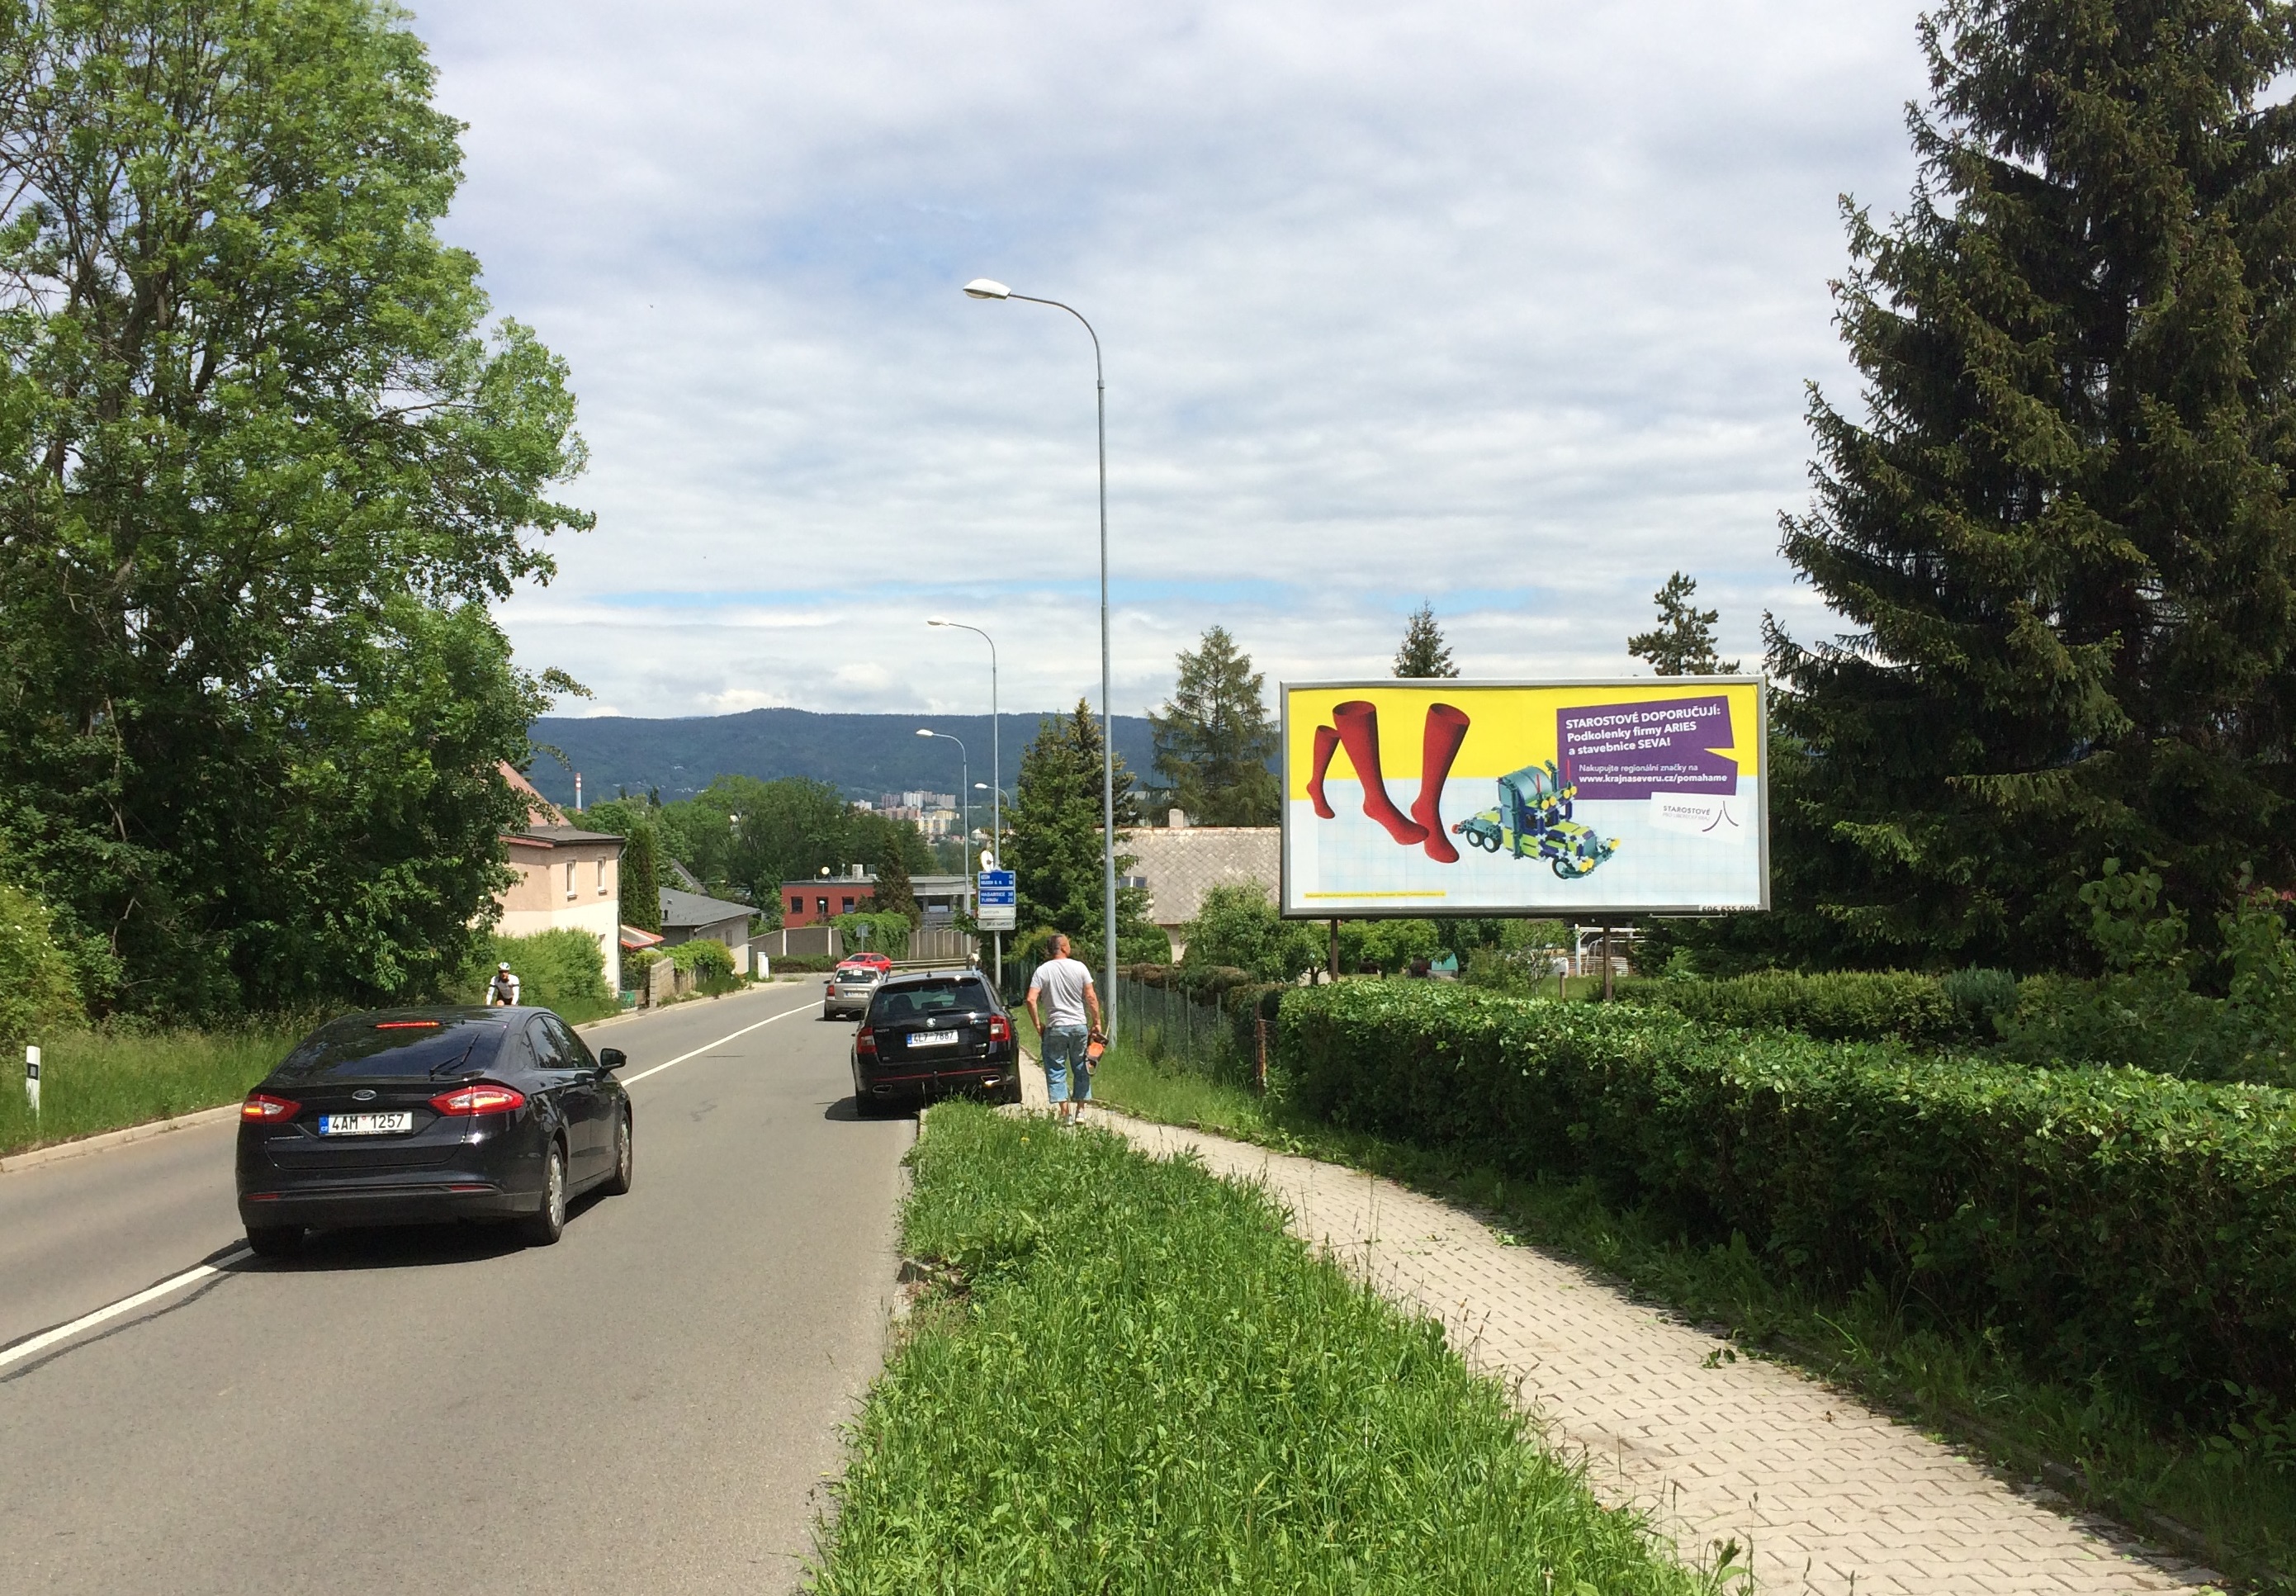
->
xmin=855 ymin=1028 xmax=878 ymax=1058
xmin=988 ymin=1015 xmax=1011 ymax=1043
xmin=429 ymin=1082 xmax=527 ymax=1116
xmin=242 ymin=1092 xmax=300 ymax=1123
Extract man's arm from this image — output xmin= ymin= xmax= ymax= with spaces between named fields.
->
xmin=1084 ymin=980 xmax=1102 ymax=1032
xmin=1025 ymin=982 xmax=1043 ymax=1031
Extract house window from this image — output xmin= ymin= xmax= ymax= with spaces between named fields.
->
xmin=840 ymin=896 xmax=854 ymax=913
xmin=816 ymin=897 xmax=829 ymax=917
xmin=789 ymin=895 xmax=802 ymax=914
xmin=596 ymin=859 xmax=608 ymax=894
xmin=565 ymin=861 xmax=577 ymax=900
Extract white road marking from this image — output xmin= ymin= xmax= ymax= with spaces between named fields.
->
xmin=0 ymin=1249 xmax=251 ymax=1373
xmin=0 ymin=992 xmax=824 ymax=1374
xmin=620 ymin=996 xmax=821 ymax=1087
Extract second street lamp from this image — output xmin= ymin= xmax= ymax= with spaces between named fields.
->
xmin=963 ymin=277 xmax=1117 ymax=1035
xmin=916 ymin=729 xmax=970 ymax=937
xmin=928 ymin=616 xmax=1003 ymax=986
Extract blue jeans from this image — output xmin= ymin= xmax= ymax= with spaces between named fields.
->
xmin=1041 ymin=1025 xmax=1091 ymax=1104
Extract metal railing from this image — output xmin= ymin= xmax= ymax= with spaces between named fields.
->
xmin=1114 ymin=976 xmax=1233 ymax=1079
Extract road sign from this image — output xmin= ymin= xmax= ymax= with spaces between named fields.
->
xmin=976 ymin=869 xmax=1016 ymax=931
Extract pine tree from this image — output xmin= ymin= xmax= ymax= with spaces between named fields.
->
xmin=1394 ymin=601 xmax=1460 ymax=678
xmin=1763 ymin=0 xmax=2296 ymax=971
xmin=873 ymin=829 xmax=921 ymax=924
xmin=1627 ymin=573 xmax=1736 ymax=676
xmin=1007 ymin=700 xmax=1153 ymax=959
xmin=619 ymin=825 xmax=662 ymax=934
xmin=1149 ymin=627 xmax=1281 ymax=825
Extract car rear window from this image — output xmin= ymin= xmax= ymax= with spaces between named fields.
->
xmin=269 ymin=1014 xmax=510 ymax=1083
xmin=870 ymin=978 xmax=992 ymax=1020
xmin=836 ymin=967 xmax=880 ymax=983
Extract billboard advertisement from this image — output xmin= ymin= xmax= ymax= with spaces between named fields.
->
xmin=1280 ymin=679 xmax=1768 ymax=917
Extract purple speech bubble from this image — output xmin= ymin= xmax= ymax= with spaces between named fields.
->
xmin=1558 ymin=696 xmax=1737 ymax=799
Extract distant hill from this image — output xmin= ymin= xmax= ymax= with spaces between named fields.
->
xmin=526 ymin=707 xmax=1158 ymax=810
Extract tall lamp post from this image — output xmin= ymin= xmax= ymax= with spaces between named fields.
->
xmin=916 ymin=728 xmax=970 ymax=944
xmin=927 ymin=617 xmax=1001 ymax=985
xmin=963 ymin=277 xmax=1117 ymax=1035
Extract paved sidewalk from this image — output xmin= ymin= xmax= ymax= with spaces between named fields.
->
xmin=1071 ymin=1096 xmax=2219 ymax=1594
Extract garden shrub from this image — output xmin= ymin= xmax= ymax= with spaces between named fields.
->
xmin=1276 ymin=980 xmax=2296 ymax=1414
xmin=832 ymin=911 xmax=911 ymax=961
xmin=0 ymin=879 xmax=82 ymax=1047
xmin=485 ymin=928 xmax=608 ymax=1011
xmin=1621 ymin=968 xmax=1971 ymax=1047
xmin=667 ymin=938 xmax=736 ymax=983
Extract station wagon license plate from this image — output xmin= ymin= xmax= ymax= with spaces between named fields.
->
xmin=319 ymin=1112 xmax=414 ymax=1136
xmin=906 ymin=1031 xmax=959 ymax=1049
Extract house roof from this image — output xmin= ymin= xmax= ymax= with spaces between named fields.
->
xmin=665 ymin=858 xmax=705 ymax=892
xmin=620 ymin=924 xmax=665 ymax=950
xmin=660 ymin=886 xmax=755 ymax=930
xmin=508 ymin=825 xmax=627 ymax=849
xmin=497 ymin=761 xmax=568 ymax=827
xmin=1124 ymin=826 xmax=1281 ymax=927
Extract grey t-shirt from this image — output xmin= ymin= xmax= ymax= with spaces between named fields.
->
xmin=1029 ymin=957 xmax=1095 ymax=1030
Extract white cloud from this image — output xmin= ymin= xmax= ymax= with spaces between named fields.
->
xmin=412 ymin=0 xmax=1927 ymax=717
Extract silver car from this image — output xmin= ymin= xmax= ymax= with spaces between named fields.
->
xmin=822 ymin=964 xmax=882 ymax=1020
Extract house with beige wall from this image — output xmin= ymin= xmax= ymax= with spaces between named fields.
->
xmin=492 ymin=765 xmax=626 ymax=992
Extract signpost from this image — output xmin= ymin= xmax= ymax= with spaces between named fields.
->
xmin=24 ymin=1044 xmax=40 ymax=1122
xmin=976 ymin=869 xmax=1017 ymax=932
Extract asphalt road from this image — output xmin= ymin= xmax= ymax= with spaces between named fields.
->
xmin=0 ymin=983 xmax=911 ymax=1595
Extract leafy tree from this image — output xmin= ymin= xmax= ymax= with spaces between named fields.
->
xmin=1181 ymin=883 xmax=1321 ymax=980
xmin=1149 ymin=626 xmax=1279 ymax=825
xmin=1759 ymin=0 xmax=2296 ymax=970
xmin=1394 ymin=600 xmax=1460 ymax=678
xmin=1008 ymin=700 xmax=1155 ymax=962
xmin=0 ymin=0 xmax=590 ymax=1014
xmin=646 ymin=775 xmax=928 ymax=912
xmin=1627 ymin=573 xmax=1736 ymax=676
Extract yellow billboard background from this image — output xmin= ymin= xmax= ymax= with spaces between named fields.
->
xmin=1285 ymin=681 xmax=1762 ymax=793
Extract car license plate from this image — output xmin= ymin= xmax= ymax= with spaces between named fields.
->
xmin=907 ymin=1031 xmax=959 ymax=1049
xmin=319 ymin=1111 xmax=414 ymax=1135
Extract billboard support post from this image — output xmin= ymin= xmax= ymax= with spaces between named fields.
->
xmin=1601 ymin=921 xmax=1615 ymax=1002
xmin=1328 ymin=918 xmax=1338 ymax=982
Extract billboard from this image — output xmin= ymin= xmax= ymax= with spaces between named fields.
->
xmin=1280 ymin=679 xmax=1768 ymax=917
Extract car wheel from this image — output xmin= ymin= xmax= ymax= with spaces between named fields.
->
xmin=520 ymin=1143 xmax=567 ymax=1246
xmin=244 ymin=1224 xmax=301 ymax=1258
xmin=1001 ymin=1077 xmax=1023 ymax=1106
xmin=601 ymin=1110 xmax=633 ymax=1196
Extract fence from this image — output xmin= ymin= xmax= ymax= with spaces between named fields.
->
xmin=908 ymin=926 xmax=978 ymax=965
xmin=1114 ymin=976 xmax=1237 ymax=1082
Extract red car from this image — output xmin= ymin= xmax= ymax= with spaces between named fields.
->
xmin=839 ymin=952 xmax=893 ymax=974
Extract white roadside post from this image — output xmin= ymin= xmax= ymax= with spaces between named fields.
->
xmin=25 ymin=1044 xmax=40 ymax=1122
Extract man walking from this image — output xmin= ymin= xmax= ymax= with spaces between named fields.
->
xmin=1025 ymin=933 xmax=1102 ymax=1124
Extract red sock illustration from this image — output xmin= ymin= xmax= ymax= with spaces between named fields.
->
xmin=1306 ymin=724 xmax=1340 ymax=819
xmin=1332 ymin=700 xmax=1426 ymax=845
xmin=1412 ymin=703 xmax=1470 ymax=862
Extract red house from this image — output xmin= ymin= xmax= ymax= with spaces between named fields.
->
xmin=782 ymin=869 xmax=877 ymax=927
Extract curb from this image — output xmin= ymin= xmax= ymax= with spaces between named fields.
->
xmin=0 ymin=1103 xmax=240 ymax=1177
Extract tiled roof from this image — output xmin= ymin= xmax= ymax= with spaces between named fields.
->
xmin=1124 ymin=827 xmax=1281 ymax=927
xmin=660 ymin=886 xmax=755 ymax=930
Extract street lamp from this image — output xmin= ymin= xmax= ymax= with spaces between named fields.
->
xmin=963 ymin=277 xmax=1117 ymax=1035
xmin=929 ymin=617 xmax=1003 ymax=982
xmin=916 ymin=728 xmax=970 ymax=936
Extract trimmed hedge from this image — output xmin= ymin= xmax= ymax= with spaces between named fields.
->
xmin=1619 ymin=968 xmax=1979 ymax=1047
xmin=1276 ymin=981 xmax=2296 ymax=1411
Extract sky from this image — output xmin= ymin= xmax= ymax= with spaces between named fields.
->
xmin=409 ymin=1 xmax=1933 ymax=723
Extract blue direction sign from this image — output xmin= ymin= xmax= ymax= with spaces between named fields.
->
xmin=976 ymin=869 xmax=1016 ymax=931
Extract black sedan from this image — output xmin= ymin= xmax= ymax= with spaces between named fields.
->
xmin=236 ymin=1006 xmax=632 ymax=1256
xmin=850 ymin=970 xmax=1022 ymax=1115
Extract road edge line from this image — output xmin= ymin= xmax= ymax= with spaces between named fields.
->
xmin=0 ymin=1104 xmax=242 ymax=1178
xmin=0 ymin=1248 xmax=253 ymax=1373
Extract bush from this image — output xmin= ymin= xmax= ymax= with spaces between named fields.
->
xmin=1276 ymin=980 xmax=2296 ymax=1414
xmin=484 ymin=929 xmax=609 ymax=1015
xmin=667 ymin=938 xmax=736 ymax=983
xmin=0 ymin=879 xmax=82 ymax=1048
xmin=833 ymin=912 xmax=911 ymax=961
xmin=1621 ymin=968 xmax=1971 ymax=1047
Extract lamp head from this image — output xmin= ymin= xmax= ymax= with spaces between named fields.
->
xmin=962 ymin=278 xmax=1011 ymax=300
xmin=926 ymin=616 xmax=950 ymax=628
xmin=916 ymin=727 xmax=933 ymax=738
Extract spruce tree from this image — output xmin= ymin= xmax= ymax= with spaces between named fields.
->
xmin=873 ymin=830 xmax=921 ymax=924
xmin=1150 ymin=627 xmax=1280 ymax=825
xmin=1628 ymin=573 xmax=1736 ymax=675
xmin=619 ymin=825 xmax=662 ymax=934
xmin=1007 ymin=700 xmax=1153 ymax=959
xmin=1394 ymin=601 xmax=1460 ymax=678
xmin=1765 ymin=0 xmax=2296 ymax=970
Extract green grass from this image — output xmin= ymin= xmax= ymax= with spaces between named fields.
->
xmin=808 ymin=1102 xmax=1736 ymax=1594
xmin=1071 ymin=1016 xmax=2296 ymax=1591
xmin=0 ymin=1024 xmax=304 ymax=1158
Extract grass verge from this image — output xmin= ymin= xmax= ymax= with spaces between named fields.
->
xmin=808 ymin=1101 xmax=1736 ymax=1594
xmin=0 ymin=1024 xmax=302 ymax=1158
xmin=1069 ymin=1015 xmax=2296 ymax=1591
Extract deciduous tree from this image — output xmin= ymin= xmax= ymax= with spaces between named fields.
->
xmin=0 ymin=0 xmax=592 ymax=1012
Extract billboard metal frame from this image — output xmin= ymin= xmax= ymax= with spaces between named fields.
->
xmin=1277 ymin=676 xmax=1771 ymax=920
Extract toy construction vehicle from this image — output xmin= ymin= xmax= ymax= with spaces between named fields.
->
xmin=1452 ymin=760 xmax=1620 ymax=879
